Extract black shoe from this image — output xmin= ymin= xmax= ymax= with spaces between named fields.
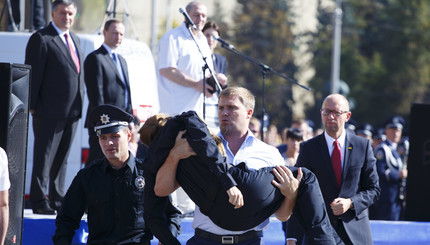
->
xmin=33 ymin=206 xmax=56 ymax=215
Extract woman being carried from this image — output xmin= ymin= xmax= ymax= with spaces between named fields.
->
xmin=142 ymin=111 xmax=341 ymax=244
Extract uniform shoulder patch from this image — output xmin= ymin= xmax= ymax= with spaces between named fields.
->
xmin=375 ymin=149 xmax=385 ymax=160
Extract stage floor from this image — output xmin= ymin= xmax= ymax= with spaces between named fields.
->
xmin=22 ymin=209 xmax=430 ymax=244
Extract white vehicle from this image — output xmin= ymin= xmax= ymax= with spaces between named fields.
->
xmin=0 ymin=31 xmax=160 ymax=197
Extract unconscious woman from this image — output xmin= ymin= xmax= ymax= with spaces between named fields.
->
xmin=141 ymin=111 xmax=342 ymax=245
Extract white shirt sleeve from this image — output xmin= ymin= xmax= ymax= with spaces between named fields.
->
xmin=0 ymin=148 xmax=10 ymax=191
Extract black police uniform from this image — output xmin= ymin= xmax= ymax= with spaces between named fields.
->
xmin=53 ymin=105 xmax=181 ymax=245
xmin=53 ymin=155 xmax=153 ymax=244
xmin=145 ymin=111 xmax=340 ymax=244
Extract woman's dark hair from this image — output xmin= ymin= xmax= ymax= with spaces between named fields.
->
xmin=202 ymin=21 xmax=221 ymax=36
xmin=286 ymin=128 xmax=303 ymax=141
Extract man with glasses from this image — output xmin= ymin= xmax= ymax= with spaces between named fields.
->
xmin=286 ymin=94 xmax=380 ymax=245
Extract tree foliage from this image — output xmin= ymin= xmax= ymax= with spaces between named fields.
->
xmin=310 ymin=0 xmax=430 ymax=128
xmin=224 ymin=0 xmax=297 ymax=128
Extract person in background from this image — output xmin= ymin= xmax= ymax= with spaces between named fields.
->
xmin=157 ymin=1 xmax=227 ymax=214
xmin=277 ymin=119 xmax=310 ymax=156
xmin=283 ymin=128 xmax=304 ymax=167
xmin=264 ymin=124 xmax=281 ymax=147
xmin=356 ymin=123 xmax=374 ymax=143
xmin=372 ymin=116 xmax=408 ymax=221
xmin=249 ymin=117 xmax=262 ymax=139
xmin=287 ymin=94 xmax=380 ymax=244
xmin=0 ymin=147 xmax=10 ymax=245
xmin=53 ymin=105 xmax=181 ymax=245
xmin=25 ymin=0 xmax=84 ymax=215
xmin=202 ymin=20 xmax=228 ymax=130
xmin=84 ymin=19 xmax=133 ymax=165
xmin=280 ymin=128 xmax=304 ymax=244
xmin=372 ymin=128 xmax=386 ymax=149
xmin=157 ymin=1 xmax=227 ymax=130
xmin=128 ymin=116 xmax=141 ymax=157
xmin=202 ymin=21 xmax=227 ymax=77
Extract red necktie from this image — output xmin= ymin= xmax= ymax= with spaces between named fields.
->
xmin=64 ymin=33 xmax=80 ymax=73
xmin=331 ymin=140 xmax=342 ymax=187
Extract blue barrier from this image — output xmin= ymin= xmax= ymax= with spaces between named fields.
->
xmin=22 ymin=210 xmax=430 ymax=245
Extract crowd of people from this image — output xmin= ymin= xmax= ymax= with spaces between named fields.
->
xmin=0 ymin=0 xmax=409 ymax=244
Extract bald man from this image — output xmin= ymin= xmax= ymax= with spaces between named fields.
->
xmin=287 ymin=94 xmax=380 ymax=245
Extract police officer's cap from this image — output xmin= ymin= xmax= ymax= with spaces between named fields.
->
xmin=373 ymin=128 xmax=386 ymax=141
xmin=385 ymin=116 xmax=404 ymax=130
xmin=89 ymin=105 xmax=134 ymax=136
xmin=357 ymin=123 xmax=374 ymax=137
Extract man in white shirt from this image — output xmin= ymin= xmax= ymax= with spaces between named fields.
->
xmin=157 ymin=1 xmax=226 ymax=130
xmin=157 ymin=1 xmax=227 ymax=214
xmin=154 ymin=87 xmax=301 ymax=244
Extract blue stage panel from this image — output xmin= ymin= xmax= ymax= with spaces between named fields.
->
xmin=22 ymin=210 xmax=430 ymax=245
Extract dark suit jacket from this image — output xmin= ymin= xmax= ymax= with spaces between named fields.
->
xmin=290 ymin=132 xmax=380 ymax=244
xmin=213 ymin=53 xmax=226 ymax=74
xmin=25 ymin=22 xmax=84 ymax=119
xmin=84 ymin=45 xmax=132 ymax=127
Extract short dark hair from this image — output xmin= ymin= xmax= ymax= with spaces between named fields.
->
xmin=104 ymin=19 xmax=122 ymax=31
xmin=202 ymin=21 xmax=221 ymax=36
xmin=52 ymin=0 xmax=76 ymax=12
xmin=286 ymin=128 xmax=303 ymax=141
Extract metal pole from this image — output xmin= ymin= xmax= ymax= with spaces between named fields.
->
xmin=165 ymin=0 xmax=172 ymax=32
xmin=330 ymin=0 xmax=342 ymax=94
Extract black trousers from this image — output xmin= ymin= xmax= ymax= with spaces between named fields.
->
xmin=30 ymin=116 xmax=78 ymax=209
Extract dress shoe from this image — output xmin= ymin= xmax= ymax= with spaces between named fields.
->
xmin=32 ymin=206 xmax=56 ymax=215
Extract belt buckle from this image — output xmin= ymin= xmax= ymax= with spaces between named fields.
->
xmin=221 ymin=235 xmax=235 ymax=244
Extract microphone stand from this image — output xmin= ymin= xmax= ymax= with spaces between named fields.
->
xmin=183 ymin=22 xmax=222 ymax=120
xmin=219 ymin=43 xmax=310 ymax=141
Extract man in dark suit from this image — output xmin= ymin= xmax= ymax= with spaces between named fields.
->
xmin=287 ymin=94 xmax=380 ymax=245
xmin=25 ymin=0 xmax=84 ymax=215
xmin=84 ymin=19 xmax=132 ymax=165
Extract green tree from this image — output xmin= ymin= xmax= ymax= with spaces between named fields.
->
xmin=309 ymin=0 xmax=430 ymax=127
xmin=226 ymin=0 xmax=297 ymax=128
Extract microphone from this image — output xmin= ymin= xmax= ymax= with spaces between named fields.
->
xmin=212 ymin=35 xmax=235 ymax=49
xmin=179 ymin=7 xmax=197 ymax=30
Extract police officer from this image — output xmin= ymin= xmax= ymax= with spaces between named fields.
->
xmin=356 ymin=123 xmax=374 ymax=142
xmin=372 ymin=116 xmax=408 ymax=221
xmin=52 ymin=105 xmax=181 ymax=245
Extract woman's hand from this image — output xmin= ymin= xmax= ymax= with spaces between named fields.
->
xmin=226 ymin=186 xmax=244 ymax=209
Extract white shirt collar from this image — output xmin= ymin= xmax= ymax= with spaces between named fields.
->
xmin=324 ymin=130 xmax=346 ymax=149
xmin=51 ymin=22 xmax=69 ymax=37
xmin=102 ymin=43 xmax=116 ymax=56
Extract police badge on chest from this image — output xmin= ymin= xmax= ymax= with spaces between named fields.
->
xmin=135 ymin=176 xmax=145 ymax=190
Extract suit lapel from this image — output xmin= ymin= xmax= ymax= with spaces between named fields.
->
xmin=52 ymin=33 xmax=76 ymax=70
xmin=50 ymin=24 xmax=80 ymax=73
xmin=342 ymin=133 xmax=353 ymax=189
xmin=69 ymin=32 xmax=83 ymax=66
xmin=101 ymin=46 xmax=118 ymax=76
xmin=118 ymin=55 xmax=129 ymax=84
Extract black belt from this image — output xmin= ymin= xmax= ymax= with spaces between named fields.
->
xmin=195 ymin=228 xmax=263 ymax=244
